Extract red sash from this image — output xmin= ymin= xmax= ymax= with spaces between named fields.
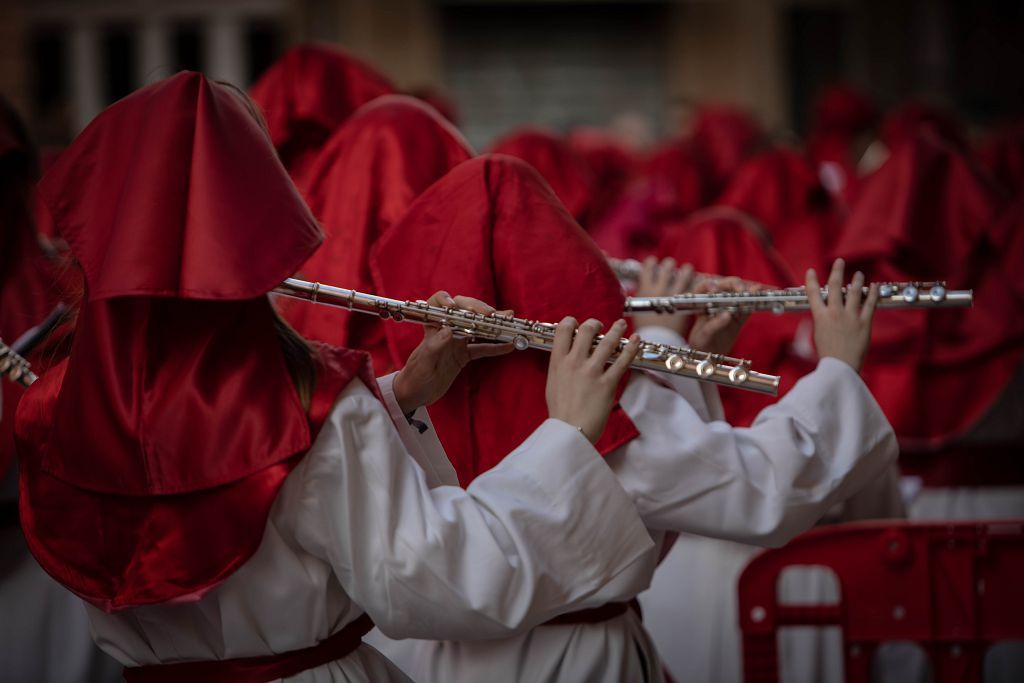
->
xmin=543 ymin=599 xmax=642 ymax=626
xmin=124 ymin=613 xmax=374 ymax=683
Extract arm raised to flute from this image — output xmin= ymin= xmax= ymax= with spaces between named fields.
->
xmin=273 ymin=278 xmax=781 ymax=396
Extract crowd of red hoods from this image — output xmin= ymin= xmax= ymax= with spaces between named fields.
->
xmin=3 ymin=43 xmax=1024 ymax=491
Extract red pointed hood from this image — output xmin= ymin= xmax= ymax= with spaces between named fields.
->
xmin=249 ymin=44 xmax=395 ymax=185
xmin=0 ymin=97 xmax=60 ymax=478
xmin=809 ymin=84 xmax=878 ymax=139
xmin=719 ymin=148 xmax=839 ymax=274
xmin=977 ymin=121 xmax=1024 ymax=196
xmin=286 ymin=95 xmax=473 ymax=371
xmin=372 ymin=155 xmax=638 ymax=486
xmin=18 ymin=72 xmax=369 ymax=612
xmin=834 ymin=132 xmax=1003 ymax=286
xmin=689 ymin=105 xmax=763 ymax=194
xmin=879 ymin=102 xmax=967 ymax=152
xmin=588 ymin=139 xmax=711 ymax=260
xmin=490 ymin=127 xmax=596 ymax=225
xmin=568 ymin=127 xmax=641 ymax=226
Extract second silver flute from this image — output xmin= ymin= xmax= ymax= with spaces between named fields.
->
xmin=274 ymin=278 xmax=781 ymax=395
xmin=625 ymin=282 xmax=973 ymax=315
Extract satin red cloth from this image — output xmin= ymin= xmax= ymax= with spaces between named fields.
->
xmin=805 ymin=84 xmax=878 ymax=205
xmin=372 ymin=155 xmax=639 ymax=486
xmin=809 ymin=84 xmax=878 ymax=143
xmin=719 ymin=148 xmax=839 ymax=275
xmin=806 ymin=85 xmax=876 ymax=162
xmin=658 ymin=208 xmax=814 ymax=427
xmin=833 ymin=133 xmax=1002 ymax=287
xmin=689 ymin=105 xmax=763 ymax=197
xmin=589 ymin=140 xmax=711 ymax=260
xmin=249 ymin=44 xmax=395 ymax=187
xmin=835 ymin=132 xmax=1022 ymax=448
xmin=879 ymin=102 xmax=967 ymax=153
xmin=17 ymin=72 xmax=370 ymax=612
xmin=286 ymin=96 xmax=472 ymax=373
xmin=977 ymin=121 xmax=1024 ymax=196
xmin=0 ymin=101 xmax=61 ymax=477
xmin=489 ymin=127 xmax=596 ymax=225
xmin=568 ymin=128 xmax=640 ymax=227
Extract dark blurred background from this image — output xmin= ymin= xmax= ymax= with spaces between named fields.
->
xmin=2 ymin=0 xmax=1022 ymax=149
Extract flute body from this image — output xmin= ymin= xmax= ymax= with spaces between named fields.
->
xmin=274 ymin=278 xmax=781 ymax=395
xmin=625 ymin=282 xmax=972 ymax=315
xmin=0 ymin=338 xmax=37 ymax=388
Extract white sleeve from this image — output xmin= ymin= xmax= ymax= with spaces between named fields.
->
xmin=606 ymin=357 xmax=898 ymax=547
xmin=375 ymin=372 xmax=459 ymax=488
xmin=289 ymin=379 xmax=654 ymax=640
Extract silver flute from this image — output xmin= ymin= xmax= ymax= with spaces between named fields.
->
xmin=274 ymin=278 xmax=781 ymax=395
xmin=624 ymin=282 xmax=973 ymax=315
xmin=0 ymin=338 xmax=37 ymax=388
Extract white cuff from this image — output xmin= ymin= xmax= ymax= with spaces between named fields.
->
xmin=376 ymin=373 xmax=458 ymax=488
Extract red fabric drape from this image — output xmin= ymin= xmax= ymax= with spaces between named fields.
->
xmin=834 ymin=132 xmax=1022 ymax=448
xmin=568 ymin=128 xmax=641 ymax=227
xmin=689 ymin=105 xmax=763 ymax=197
xmin=805 ymin=84 xmax=878 ymax=199
xmin=879 ymin=102 xmax=968 ymax=153
xmin=719 ymin=148 xmax=839 ymax=275
xmin=0 ymin=100 xmax=61 ymax=477
xmin=489 ymin=127 xmax=596 ymax=225
xmin=372 ymin=155 xmax=639 ymax=486
xmin=249 ymin=44 xmax=395 ymax=187
xmin=17 ymin=72 xmax=370 ymax=612
xmin=589 ymin=140 xmax=712 ymax=260
xmin=977 ymin=121 xmax=1024 ymax=196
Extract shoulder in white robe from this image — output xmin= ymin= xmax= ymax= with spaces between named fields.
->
xmin=85 ymin=374 xmax=654 ymax=682
xmin=404 ymin=326 xmax=901 ymax=683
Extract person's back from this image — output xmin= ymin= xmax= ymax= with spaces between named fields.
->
xmin=365 ymin=154 xmax=901 ymax=682
xmin=15 ymin=72 xmax=657 ymax=682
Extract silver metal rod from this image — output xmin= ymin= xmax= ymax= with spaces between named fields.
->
xmin=624 ymin=282 xmax=973 ymax=315
xmin=274 ymin=278 xmax=781 ymax=395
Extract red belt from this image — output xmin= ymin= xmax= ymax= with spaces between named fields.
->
xmin=123 ymin=613 xmax=374 ymax=683
xmin=543 ymin=598 xmax=642 ymax=626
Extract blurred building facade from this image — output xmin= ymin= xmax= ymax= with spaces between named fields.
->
xmin=2 ymin=0 xmax=1022 ymax=149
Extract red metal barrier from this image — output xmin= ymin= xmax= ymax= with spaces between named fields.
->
xmin=738 ymin=520 xmax=1024 ymax=683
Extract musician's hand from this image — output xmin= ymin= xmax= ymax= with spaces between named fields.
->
xmin=394 ymin=291 xmax=514 ymax=413
xmin=687 ymin=276 xmax=751 ymax=355
xmin=807 ymin=259 xmax=878 ymax=372
xmin=633 ymin=257 xmax=696 ymax=335
xmin=546 ymin=318 xmax=640 ymax=444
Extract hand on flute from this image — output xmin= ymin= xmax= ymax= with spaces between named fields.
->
xmin=545 ymin=318 xmax=640 ymax=444
xmin=807 ymin=259 xmax=879 ymax=373
xmin=394 ymin=291 xmax=515 ymax=414
xmin=688 ymin=276 xmax=752 ymax=356
xmin=633 ymin=257 xmax=696 ymax=335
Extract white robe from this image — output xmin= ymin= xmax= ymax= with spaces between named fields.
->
xmin=640 ymin=344 xmax=905 ymax=683
xmin=388 ymin=328 xmax=900 ymax=683
xmin=84 ymin=373 xmax=655 ymax=681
